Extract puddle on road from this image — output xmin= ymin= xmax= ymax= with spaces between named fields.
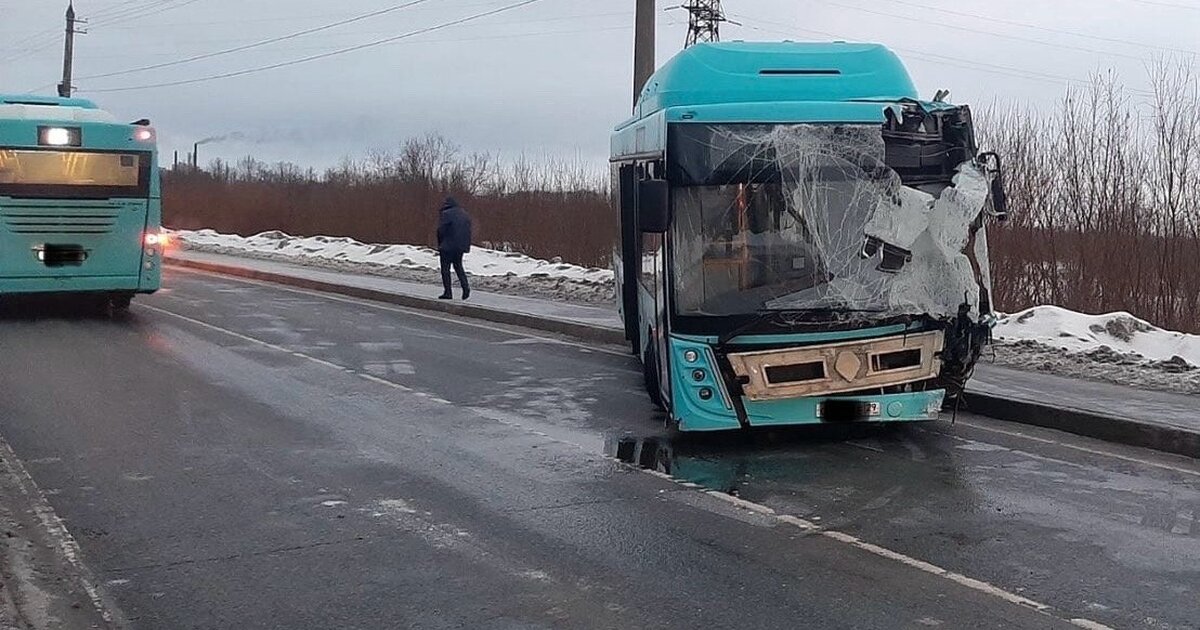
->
xmin=604 ymin=423 xmax=924 ymax=497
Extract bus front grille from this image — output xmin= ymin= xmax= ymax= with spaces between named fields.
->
xmin=1 ymin=205 xmax=120 ymax=235
xmin=726 ymin=331 xmax=945 ymax=401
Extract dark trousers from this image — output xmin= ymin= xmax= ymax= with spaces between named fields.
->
xmin=439 ymin=251 xmax=469 ymax=295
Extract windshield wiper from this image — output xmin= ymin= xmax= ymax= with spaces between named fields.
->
xmin=717 ymin=311 xmax=775 ymax=347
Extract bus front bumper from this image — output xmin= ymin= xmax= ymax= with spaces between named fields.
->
xmin=669 ymin=335 xmax=946 ymax=432
xmin=673 ymin=387 xmax=944 ymax=432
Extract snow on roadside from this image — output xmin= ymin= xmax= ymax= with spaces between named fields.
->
xmin=993 ymin=305 xmax=1199 ymax=370
xmin=174 ymin=229 xmax=614 ymax=285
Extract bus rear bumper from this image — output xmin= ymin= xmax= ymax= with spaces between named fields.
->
xmin=0 ymin=275 xmax=157 ymax=295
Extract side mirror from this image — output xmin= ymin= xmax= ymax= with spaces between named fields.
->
xmin=978 ymin=152 xmax=1008 ymax=222
xmin=638 ymin=180 xmax=670 ymax=233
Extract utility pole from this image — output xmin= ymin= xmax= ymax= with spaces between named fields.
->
xmin=633 ymin=0 xmax=655 ymax=110
xmin=57 ymin=2 xmax=85 ymax=97
xmin=681 ymin=0 xmax=728 ymax=47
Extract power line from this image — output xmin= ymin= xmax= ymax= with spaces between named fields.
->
xmin=1124 ymin=0 xmax=1200 ymax=10
xmin=84 ymin=0 xmax=546 ymax=93
xmin=88 ymin=0 xmax=205 ymax=29
xmin=1 ymin=0 xmax=202 ymax=63
xmin=76 ymin=0 xmax=434 ymax=81
xmin=87 ymin=0 xmax=160 ymax=21
xmin=23 ymin=21 xmax=657 ymax=93
xmin=878 ymin=0 xmax=1197 ymax=57
xmin=728 ymin=14 xmax=1154 ymax=96
xmin=816 ymin=0 xmax=1161 ymax=63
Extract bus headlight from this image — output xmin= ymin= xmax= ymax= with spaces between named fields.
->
xmin=39 ymin=126 xmax=81 ymax=147
xmin=133 ymin=128 xmax=155 ymax=142
xmin=683 ymin=350 xmax=699 ymax=363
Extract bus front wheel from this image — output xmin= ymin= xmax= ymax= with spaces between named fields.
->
xmin=643 ymin=343 xmax=665 ymax=410
xmin=109 ymin=293 xmax=133 ymax=313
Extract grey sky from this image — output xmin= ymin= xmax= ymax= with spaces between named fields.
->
xmin=2 ymin=0 xmax=1197 ymax=168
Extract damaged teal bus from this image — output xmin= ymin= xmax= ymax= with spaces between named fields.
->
xmin=0 ymin=94 xmax=163 ymax=311
xmin=611 ymin=42 xmax=1008 ymax=431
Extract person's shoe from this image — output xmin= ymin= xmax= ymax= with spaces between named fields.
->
xmin=437 ymin=293 xmax=452 ymax=300
xmin=462 ymin=288 xmax=471 ymax=300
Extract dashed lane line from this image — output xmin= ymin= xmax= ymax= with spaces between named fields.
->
xmin=164 ymin=266 xmax=634 ymax=360
xmin=143 ymin=302 xmax=1112 ymax=630
xmin=165 ymin=266 xmax=1197 ymax=480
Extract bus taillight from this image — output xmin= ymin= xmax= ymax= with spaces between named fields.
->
xmin=133 ymin=127 xmax=155 ymax=142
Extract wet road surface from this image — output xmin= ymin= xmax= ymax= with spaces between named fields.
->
xmin=0 ymin=268 xmax=1196 ymax=629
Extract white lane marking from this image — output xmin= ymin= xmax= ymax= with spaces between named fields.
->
xmin=147 ymin=301 xmax=1110 ymax=628
xmin=167 ymin=266 xmax=634 ymax=360
xmin=142 ymin=304 xmax=580 ymax=449
xmin=951 ymin=420 xmax=1200 ymax=479
xmin=617 ymin=460 xmax=1113 ymax=629
xmin=1070 ymin=619 xmax=1117 ymax=630
xmin=0 ymin=436 xmax=117 ymax=623
xmin=169 ymin=269 xmax=1197 ymax=478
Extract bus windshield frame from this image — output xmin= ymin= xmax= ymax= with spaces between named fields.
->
xmin=0 ymin=147 xmax=152 ymax=200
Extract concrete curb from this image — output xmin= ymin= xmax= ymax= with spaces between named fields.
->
xmin=166 ymin=256 xmax=1199 ymax=459
xmin=165 ymin=256 xmax=627 ymax=347
xmin=960 ymin=391 xmax=1200 ymax=460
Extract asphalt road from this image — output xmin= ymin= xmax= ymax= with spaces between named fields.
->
xmin=0 ymin=268 xmax=1196 ymax=629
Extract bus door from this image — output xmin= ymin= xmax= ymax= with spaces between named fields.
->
xmin=617 ymin=163 xmax=640 ymax=352
xmin=0 ymin=148 xmax=150 ymax=279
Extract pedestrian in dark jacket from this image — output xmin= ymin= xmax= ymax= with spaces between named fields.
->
xmin=436 ymin=196 xmax=472 ymax=300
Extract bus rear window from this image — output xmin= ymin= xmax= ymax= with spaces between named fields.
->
xmin=0 ymin=149 xmax=149 ymax=198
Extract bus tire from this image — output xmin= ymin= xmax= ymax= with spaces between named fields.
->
xmin=109 ymin=293 xmax=133 ymax=314
xmin=643 ymin=343 xmax=665 ymax=410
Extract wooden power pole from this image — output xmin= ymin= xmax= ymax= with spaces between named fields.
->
xmin=58 ymin=2 xmax=85 ymax=97
xmin=633 ymin=0 xmax=656 ymax=110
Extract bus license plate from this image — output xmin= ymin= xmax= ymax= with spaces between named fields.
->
xmin=817 ymin=400 xmax=881 ymax=421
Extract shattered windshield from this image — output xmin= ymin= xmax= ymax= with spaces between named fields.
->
xmin=669 ymin=123 xmax=994 ymax=322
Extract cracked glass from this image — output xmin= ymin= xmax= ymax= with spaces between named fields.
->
xmin=669 ymin=123 xmax=994 ymax=323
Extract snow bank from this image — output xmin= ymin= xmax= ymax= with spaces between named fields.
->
xmin=994 ymin=305 xmax=1200 ymax=369
xmin=173 ymin=229 xmax=614 ymax=285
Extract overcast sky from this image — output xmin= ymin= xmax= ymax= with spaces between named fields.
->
xmin=2 ymin=0 xmax=1197 ymax=168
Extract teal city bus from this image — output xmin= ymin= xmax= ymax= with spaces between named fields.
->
xmin=0 ymin=94 xmax=163 ymax=311
xmin=612 ymin=42 xmax=1008 ymax=431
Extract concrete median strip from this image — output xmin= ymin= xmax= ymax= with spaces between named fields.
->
xmin=165 ymin=254 xmax=1200 ymax=460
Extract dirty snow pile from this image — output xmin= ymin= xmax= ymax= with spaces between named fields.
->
xmin=988 ymin=306 xmax=1200 ymax=394
xmin=172 ymin=229 xmax=616 ymax=305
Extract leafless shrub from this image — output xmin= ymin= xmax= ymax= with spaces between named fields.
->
xmin=981 ymin=60 xmax=1200 ymax=332
xmin=164 ymin=133 xmax=615 ymax=267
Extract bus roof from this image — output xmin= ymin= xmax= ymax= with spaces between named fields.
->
xmin=0 ymin=94 xmax=100 ymax=109
xmin=630 ymin=41 xmax=918 ymax=122
xmin=0 ymin=94 xmax=117 ymax=124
